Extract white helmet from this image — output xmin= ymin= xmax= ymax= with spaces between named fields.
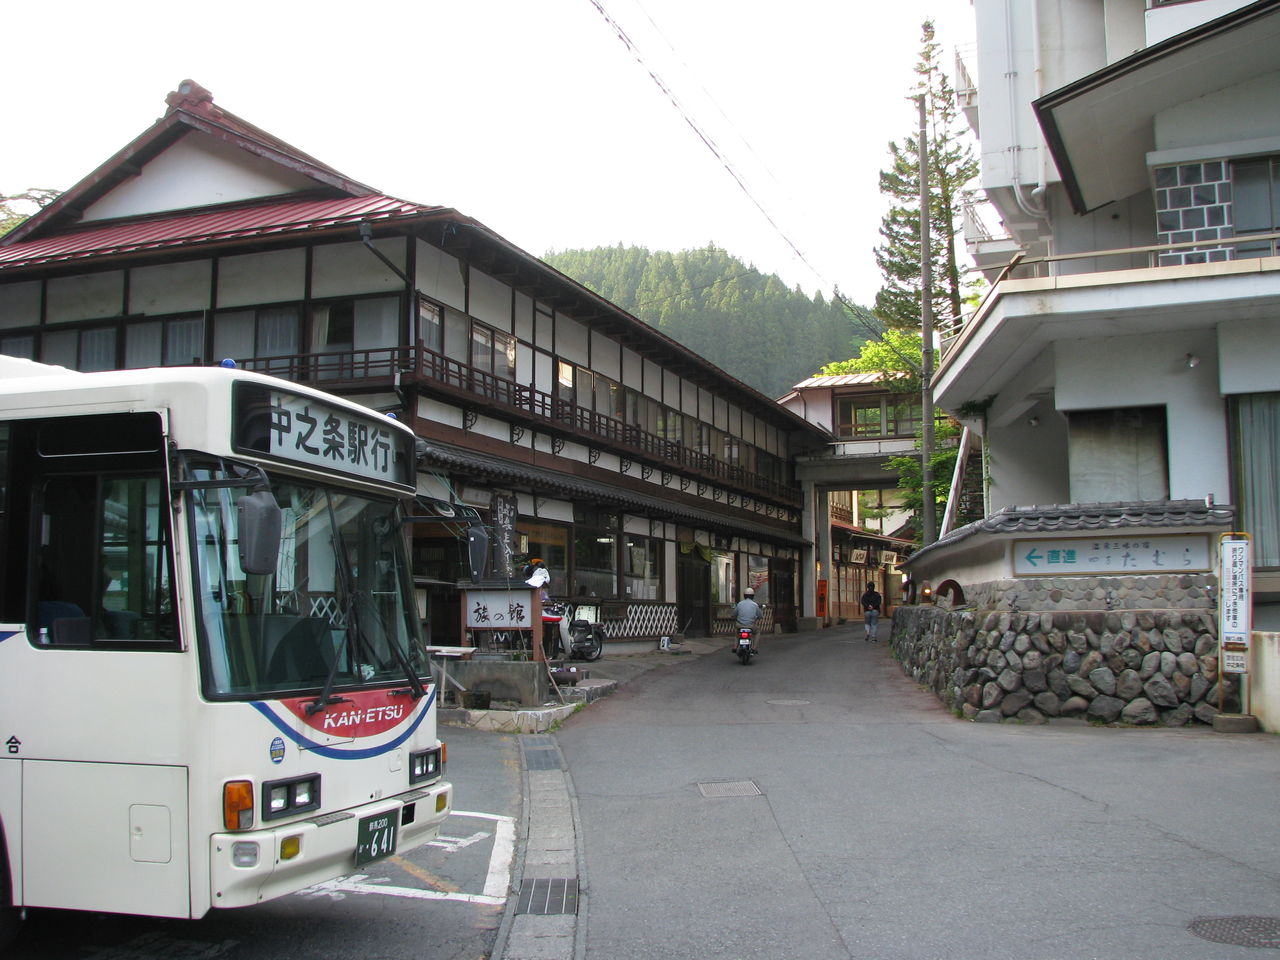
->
xmin=744 ymin=588 xmax=755 ymax=596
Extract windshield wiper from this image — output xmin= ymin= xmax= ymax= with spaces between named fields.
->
xmin=354 ymin=591 xmax=426 ymax=701
xmin=307 ymin=496 xmax=424 ymax=713
xmin=308 ymin=493 xmax=365 ymax=716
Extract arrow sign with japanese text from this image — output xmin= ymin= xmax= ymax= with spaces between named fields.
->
xmin=1012 ymin=535 xmax=1211 ymax=577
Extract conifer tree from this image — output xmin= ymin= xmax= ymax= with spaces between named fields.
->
xmin=872 ymin=21 xmax=978 ymax=333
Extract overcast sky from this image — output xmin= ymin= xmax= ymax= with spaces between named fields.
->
xmin=4 ymin=0 xmax=975 ymax=306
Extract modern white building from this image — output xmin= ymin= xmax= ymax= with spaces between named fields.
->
xmin=899 ymin=0 xmax=1280 ymax=726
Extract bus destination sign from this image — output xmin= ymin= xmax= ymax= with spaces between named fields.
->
xmin=233 ymin=382 xmax=414 ymax=488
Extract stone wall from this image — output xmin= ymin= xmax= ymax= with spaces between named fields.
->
xmin=890 ymin=577 xmax=1237 ymax=725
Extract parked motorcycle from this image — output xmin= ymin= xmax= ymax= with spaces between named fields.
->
xmin=734 ymin=626 xmax=755 ymax=665
xmin=542 ymin=600 xmax=605 ymax=661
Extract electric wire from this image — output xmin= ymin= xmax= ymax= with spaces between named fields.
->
xmin=586 ymin=0 xmax=829 ymax=293
xmin=587 ymin=0 xmax=914 ymax=370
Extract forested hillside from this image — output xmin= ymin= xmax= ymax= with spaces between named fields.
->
xmin=543 ymin=244 xmax=867 ymax=399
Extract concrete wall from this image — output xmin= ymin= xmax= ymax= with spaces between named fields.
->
xmin=1250 ymin=631 xmax=1280 ymax=732
xmin=1155 ymin=72 xmax=1280 ymax=154
xmin=449 ymin=659 xmax=551 ymax=707
xmin=1055 ymin=330 xmax=1230 ymax=503
xmin=986 ymin=398 xmax=1070 ymax=511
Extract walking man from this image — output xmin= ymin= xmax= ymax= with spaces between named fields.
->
xmin=861 ymin=582 xmax=883 ymax=642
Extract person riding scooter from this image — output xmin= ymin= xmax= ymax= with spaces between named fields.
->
xmin=733 ymin=587 xmax=763 ymax=655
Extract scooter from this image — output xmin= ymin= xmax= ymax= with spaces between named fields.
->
xmin=542 ymin=600 xmax=605 ymax=661
xmin=735 ymin=626 xmax=755 ymax=665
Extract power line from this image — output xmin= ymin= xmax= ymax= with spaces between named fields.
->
xmin=586 ymin=0 xmax=831 ymax=294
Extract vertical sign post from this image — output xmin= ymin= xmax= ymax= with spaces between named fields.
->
xmin=1218 ymin=533 xmax=1252 ymax=714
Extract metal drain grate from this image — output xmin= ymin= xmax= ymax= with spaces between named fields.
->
xmin=516 ymin=878 xmax=579 ymax=915
xmin=524 ymin=748 xmax=561 ymax=770
xmin=698 ymin=779 xmax=761 ymax=798
xmin=1189 ymin=916 xmax=1280 ymax=949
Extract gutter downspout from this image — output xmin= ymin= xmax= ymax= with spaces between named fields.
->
xmin=1005 ymin=0 xmax=1049 ymax=223
xmin=358 ymin=220 xmax=414 ymax=287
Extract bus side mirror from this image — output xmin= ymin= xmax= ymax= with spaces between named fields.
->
xmin=466 ymin=523 xmax=489 ymax=583
xmin=237 ymin=490 xmax=283 ymax=575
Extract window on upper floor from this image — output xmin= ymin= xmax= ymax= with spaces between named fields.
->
xmin=417 ymin=296 xmax=443 ymax=352
xmin=836 ymin=394 xmax=921 ymax=439
xmin=124 ymin=314 xmax=205 ymax=369
xmin=1232 ymin=157 xmax=1280 ymax=257
xmin=471 ymin=323 xmax=515 ymax=381
xmin=43 ymin=325 xmax=118 ymax=372
xmin=212 ymin=305 xmax=301 ymax=375
xmin=594 ymin=374 xmax=622 ymax=420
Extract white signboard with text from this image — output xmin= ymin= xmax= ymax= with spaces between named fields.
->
xmin=1219 ymin=535 xmax=1252 ymax=674
xmin=1012 ymin=534 xmax=1211 ymax=577
xmin=465 ymin=589 xmax=535 ymax=630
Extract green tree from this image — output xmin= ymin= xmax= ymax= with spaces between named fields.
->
xmin=872 ymin=21 xmax=978 ymax=333
xmin=545 ymin=244 xmax=862 ymax=398
xmin=0 ymin=188 xmax=60 ymax=238
xmin=884 ymin=419 xmax=961 ymax=531
xmin=820 ymin=327 xmax=922 ymax=392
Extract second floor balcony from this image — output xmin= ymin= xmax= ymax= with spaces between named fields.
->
xmin=238 ymin=341 xmax=803 ymax=508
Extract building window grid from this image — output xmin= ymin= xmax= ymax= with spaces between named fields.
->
xmin=837 ymin=395 xmax=921 ymax=439
xmin=0 ymin=277 xmax=793 ymax=493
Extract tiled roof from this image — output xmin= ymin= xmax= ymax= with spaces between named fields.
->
xmin=906 ymin=499 xmax=1236 ymax=566
xmin=789 ymin=372 xmax=892 ymax=389
xmin=0 ymin=194 xmax=449 ymax=270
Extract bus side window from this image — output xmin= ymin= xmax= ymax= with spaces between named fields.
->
xmin=36 ymin=476 xmax=98 ymax=643
xmin=34 ymin=473 xmax=175 ymax=645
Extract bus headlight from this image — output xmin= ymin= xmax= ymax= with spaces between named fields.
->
xmin=409 ymin=747 xmax=443 ymax=785
xmin=261 ymin=774 xmax=321 ymax=821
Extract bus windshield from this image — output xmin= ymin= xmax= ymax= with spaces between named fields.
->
xmin=188 ymin=461 xmax=426 ymax=698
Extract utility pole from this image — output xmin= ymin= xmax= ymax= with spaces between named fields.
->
xmin=918 ymin=93 xmax=937 ymax=546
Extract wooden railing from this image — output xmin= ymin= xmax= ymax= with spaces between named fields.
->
xmin=239 ymin=342 xmax=801 ymax=507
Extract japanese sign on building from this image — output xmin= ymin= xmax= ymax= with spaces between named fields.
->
xmin=233 ymin=382 xmax=414 ymax=488
xmin=1012 ymin=534 xmax=1211 ymax=577
xmin=464 ymin=589 xmax=535 ymax=630
xmin=1219 ymin=535 xmax=1251 ymax=675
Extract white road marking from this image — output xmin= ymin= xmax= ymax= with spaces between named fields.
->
xmin=427 ymin=830 xmax=492 ymax=852
xmin=294 ymin=809 xmax=517 ymax=907
xmin=299 ymin=874 xmax=505 ymax=905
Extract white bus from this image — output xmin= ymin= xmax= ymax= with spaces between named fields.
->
xmin=0 ymin=359 xmax=451 ymax=945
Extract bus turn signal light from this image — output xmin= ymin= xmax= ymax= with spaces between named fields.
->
xmin=223 ymin=780 xmax=254 ymax=831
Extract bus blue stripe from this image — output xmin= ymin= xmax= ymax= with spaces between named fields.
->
xmin=0 ymin=631 xmax=19 ymax=644
xmin=250 ymin=686 xmax=437 ymax=760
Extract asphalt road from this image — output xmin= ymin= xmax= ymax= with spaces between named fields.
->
xmin=7 ymin=631 xmax=1279 ymax=960
xmin=557 ymin=630 xmax=1280 ymax=960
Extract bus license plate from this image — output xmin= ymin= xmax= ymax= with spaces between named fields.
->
xmin=355 ymin=812 xmax=398 ymax=866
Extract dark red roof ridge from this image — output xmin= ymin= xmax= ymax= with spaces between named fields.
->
xmin=3 ymin=81 xmax=374 ymax=247
xmin=0 ymin=194 xmax=456 ymax=270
